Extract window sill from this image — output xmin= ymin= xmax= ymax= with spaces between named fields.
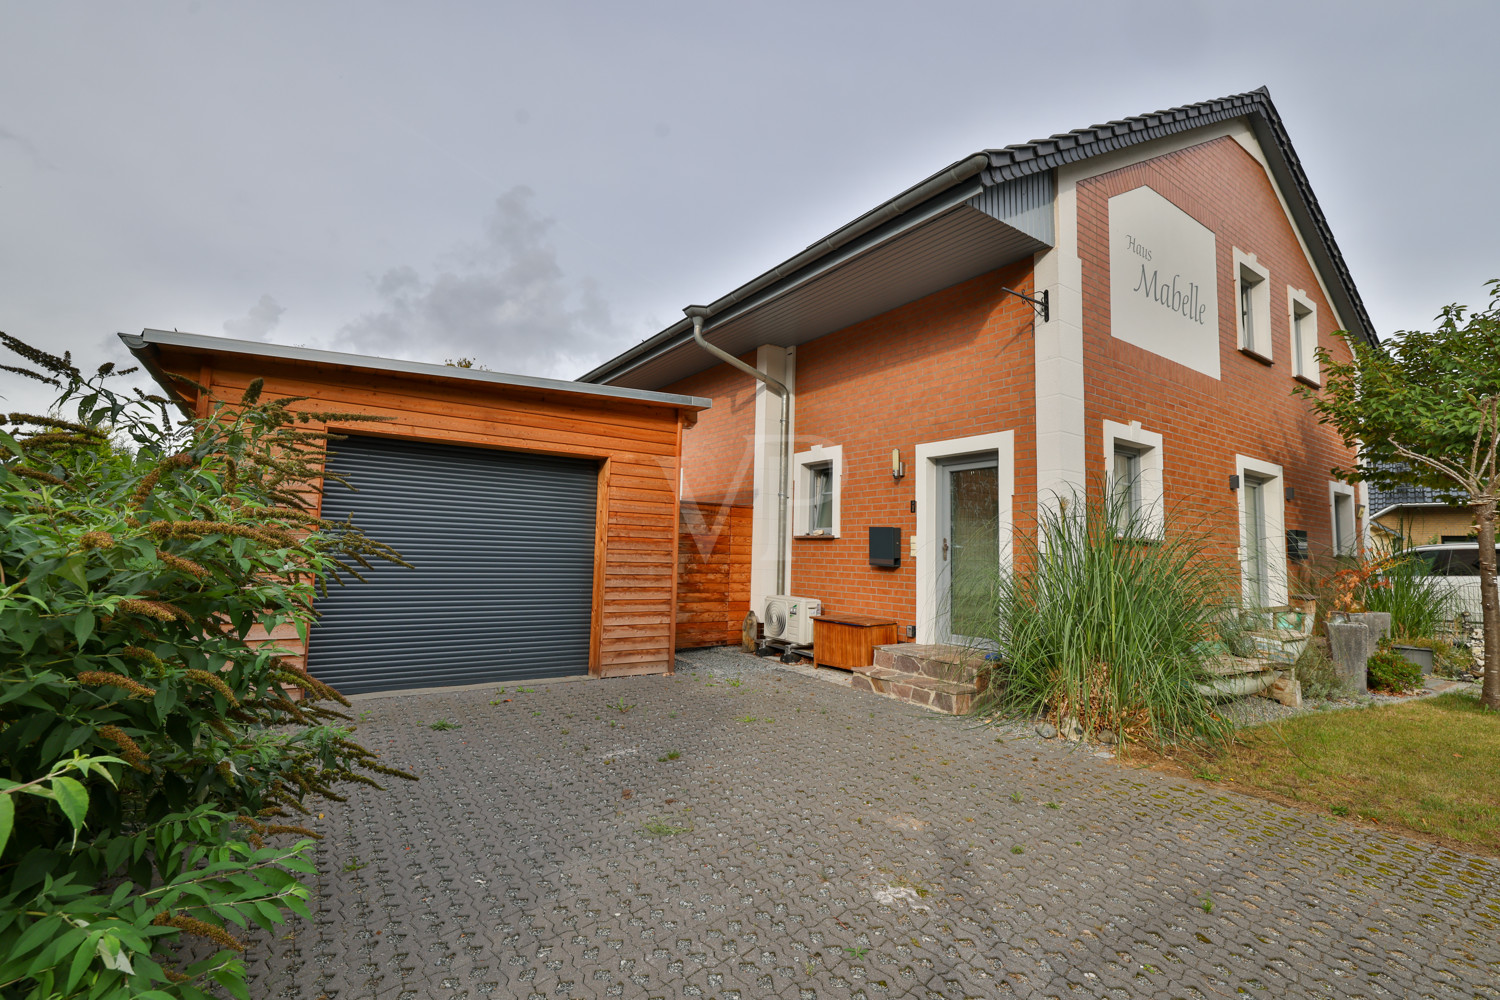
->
xmin=794 ymin=533 xmax=839 ymax=540
xmin=1293 ymin=373 xmax=1321 ymax=389
xmin=1239 ymin=346 xmax=1274 ymax=366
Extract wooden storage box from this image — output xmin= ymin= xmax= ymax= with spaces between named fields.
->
xmin=812 ymin=613 xmax=899 ymax=670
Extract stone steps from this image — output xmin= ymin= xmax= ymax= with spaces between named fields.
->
xmin=850 ymin=643 xmax=988 ymax=715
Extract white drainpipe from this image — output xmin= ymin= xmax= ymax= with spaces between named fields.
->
xmin=684 ymin=306 xmax=790 ymax=597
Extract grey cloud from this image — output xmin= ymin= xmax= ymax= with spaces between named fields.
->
xmin=224 ymin=294 xmax=286 ymax=341
xmin=338 ymin=187 xmax=614 ymax=378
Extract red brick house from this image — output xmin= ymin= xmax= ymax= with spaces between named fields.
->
xmin=581 ymin=88 xmax=1375 ymax=655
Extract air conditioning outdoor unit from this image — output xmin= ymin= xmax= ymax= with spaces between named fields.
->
xmin=763 ymin=595 xmax=822 ymax=646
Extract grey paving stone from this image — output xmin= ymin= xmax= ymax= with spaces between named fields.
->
xmin=235 ymin=646 xmax=1500 ymax=999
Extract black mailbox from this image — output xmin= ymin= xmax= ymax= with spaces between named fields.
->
xmin=869 ymin=526 xmax=901 ymax=568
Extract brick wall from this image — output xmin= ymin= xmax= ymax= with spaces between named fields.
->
xmin=1076 ymin=136 xmax=1360 ymax=577
xmin=663 ymin=261 xmax=1038 ymax=631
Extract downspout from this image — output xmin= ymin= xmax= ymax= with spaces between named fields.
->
xmin=684 ymin=305 xmax=790 ymax=597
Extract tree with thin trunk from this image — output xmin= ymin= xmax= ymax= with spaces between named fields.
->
xmin=1297 ymin=279 xmax=1500 ymax=711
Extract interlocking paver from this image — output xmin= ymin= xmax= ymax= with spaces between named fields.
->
xmin=240 ymin=647 xmax=1500 ymax=998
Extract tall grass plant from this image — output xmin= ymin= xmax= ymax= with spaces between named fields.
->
xmin=972 ymin=491 xmax=1238 ymax=749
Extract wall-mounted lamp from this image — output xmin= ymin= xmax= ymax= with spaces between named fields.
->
xmin=891 ymin=448 xmax=906 ymax=482
xmin=1228 ymin=474 xmax=1241 ymax=492
xmin=1284 ymin=486 xmax=1295 ymax=503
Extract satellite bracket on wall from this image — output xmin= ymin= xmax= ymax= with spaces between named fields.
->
xmin=1001 ymin=287 xmax=1048 ymax=323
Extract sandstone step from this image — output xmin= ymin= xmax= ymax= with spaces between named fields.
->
xmin=851 ymin=666 xmax=982 ymax=715
xmin=870 ymin=643 xmax=989 ymax=684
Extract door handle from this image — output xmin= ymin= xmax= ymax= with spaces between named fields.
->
xmin=942 ymin=537 xmax=949 ymax=560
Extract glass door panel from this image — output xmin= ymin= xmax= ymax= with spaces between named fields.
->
xmin=943 ymin=462 xmax=999 ymax=643
xmin=1244 ymin=478 xmax=1267 ymax=607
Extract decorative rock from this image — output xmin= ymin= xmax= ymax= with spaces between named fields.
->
xmin=1035 ymin=722 xmax=1058 ymax=739
xmin=1096 ymin=729 xmax=1117 ymax=745
xmin=1061 ymin=717 xmax=1083 ymax=742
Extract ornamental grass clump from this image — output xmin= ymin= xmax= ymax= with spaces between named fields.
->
xmin=0 ymin=333 xmax=414 ymax=999
xmin=972 ymin=490 xmax=1238 ymax=749
xmin=1359 ymin=551 xmax=1461 ymax=640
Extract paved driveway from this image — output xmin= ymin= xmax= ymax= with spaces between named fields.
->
xmin=246 ymin=648 xmax=1500 ymax=999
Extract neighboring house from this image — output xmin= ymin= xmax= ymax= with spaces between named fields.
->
xmin=581 ymin=88 xmax=1377 ymax=648
xmin=1367 ymin=480 xmax=1476 ymax=554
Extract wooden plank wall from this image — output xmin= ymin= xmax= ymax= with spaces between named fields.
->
xmin=156 ymin=352 xmax=687 ymax=681
xmin=676 ymin=503 xmax=753 ymax=648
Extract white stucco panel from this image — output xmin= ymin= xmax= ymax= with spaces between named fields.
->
xmin=1108 ymin=185 xmax=1220 ymax=380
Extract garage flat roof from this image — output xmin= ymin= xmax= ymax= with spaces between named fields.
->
xmin=119 ymin=330 xmax=712 ymax=411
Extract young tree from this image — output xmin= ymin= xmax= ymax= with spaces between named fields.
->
xmin=1298 ymin=280 xmax=1500 ymax=711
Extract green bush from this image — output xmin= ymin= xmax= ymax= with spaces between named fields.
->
xmin=972 ymin=490 xmax=1237 ymax=748
xmin=1366 ymin=649 xmax=1423 ymax=693
xmin=1294 ymin=639 xmax=1342 ymax=700
xmin=0 ymin=335 xmax=413 ymax=998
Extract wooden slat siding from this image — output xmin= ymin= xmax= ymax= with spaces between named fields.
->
xmin=209 ymin=371 xmax=679 ymax=453
xmin=676 ymin=503 xmax=753 ymax=648
xmin=148 ymin=350 xmax=691 ymax=685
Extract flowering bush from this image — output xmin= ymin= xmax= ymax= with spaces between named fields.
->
xmin=0 ymin=334 xmax=413 ymax=998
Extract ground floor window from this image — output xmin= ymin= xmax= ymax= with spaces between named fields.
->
xmin=1102 ymin=420 xmax=1164 ymax=537
xmin=792 ymin=444 xmax=842 ymax=537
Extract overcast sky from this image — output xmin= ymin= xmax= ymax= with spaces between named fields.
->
xmin=2 ymin=1 xmax=1496 ymax=413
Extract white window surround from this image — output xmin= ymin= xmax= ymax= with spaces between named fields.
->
xmin=1329 ymin=480 xmax=1356 ymax=557
xmin=914 ymin=431 xmax=1014 ymax=645
xmin=1236 ymin=454 xmax=1288 ymax=607
xmin=1102 ymin=420 xmax=1165 ymax=539
xmin=1233 ymin=249 xmax=1272 ymax=361
xmin=1288 ymin=287 xmax=1319 ymax=384
xmin=792 ymin=444 xmax=843 ymax=537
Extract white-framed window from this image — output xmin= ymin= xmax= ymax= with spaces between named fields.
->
xmin=1288 ymin=288 xmax=1319 ymax=384
xmin=792 ymin=444 xmax=842 ymax=537
xmin=1103 ymin=420 xmax=1164 ymax=538
xmin=1330 ymin=480 xmax=1357 ymax=557
xmin=1233 ymin=250 xmax=1271 ymax=361
xmin=1236 ymin=454 xmax=1288 ymax=607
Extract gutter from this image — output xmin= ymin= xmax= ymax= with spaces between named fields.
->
xmin=684 ymin=306 xmax=792 ymax=598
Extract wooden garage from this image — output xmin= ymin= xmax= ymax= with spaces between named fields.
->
xmin=122 ymin=329 xmax=709 ymax=692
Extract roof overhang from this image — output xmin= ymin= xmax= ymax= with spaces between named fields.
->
xmin=120 ymin=329 xmax=712 ymax=413
xmin=582 ymin=170 xmax=1053 ymax=390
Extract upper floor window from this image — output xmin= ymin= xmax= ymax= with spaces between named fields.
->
xmin=1234 ymin=250 xmax=1271 ymax=362
xmin=1289 ymin=289 xmax=1319 ymax=384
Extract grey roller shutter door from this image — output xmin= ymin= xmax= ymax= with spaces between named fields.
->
xmin=307 ymin=435 xmax=598 ymax=694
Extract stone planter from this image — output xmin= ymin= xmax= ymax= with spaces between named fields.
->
xmin=1327 ymin=620 xmax=1372 ymax=696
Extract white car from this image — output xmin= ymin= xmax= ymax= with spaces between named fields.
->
xmin=1406 ymin=542 xmax=1497 ymax=621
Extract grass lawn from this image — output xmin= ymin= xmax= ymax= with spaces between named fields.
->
xmin=1147 ymin=693 xmax=1500 ymax=855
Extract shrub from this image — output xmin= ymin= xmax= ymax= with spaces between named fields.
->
xmin=0 ymin=335 xmax=413 ymax=998
xmin=1366 ymin=649 xmax=1423 ymax=693
xmin=1294 ymin=638 xmax=1342 ymax=700
xmin=972 ymin=490 xmax=1237 ymax=748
